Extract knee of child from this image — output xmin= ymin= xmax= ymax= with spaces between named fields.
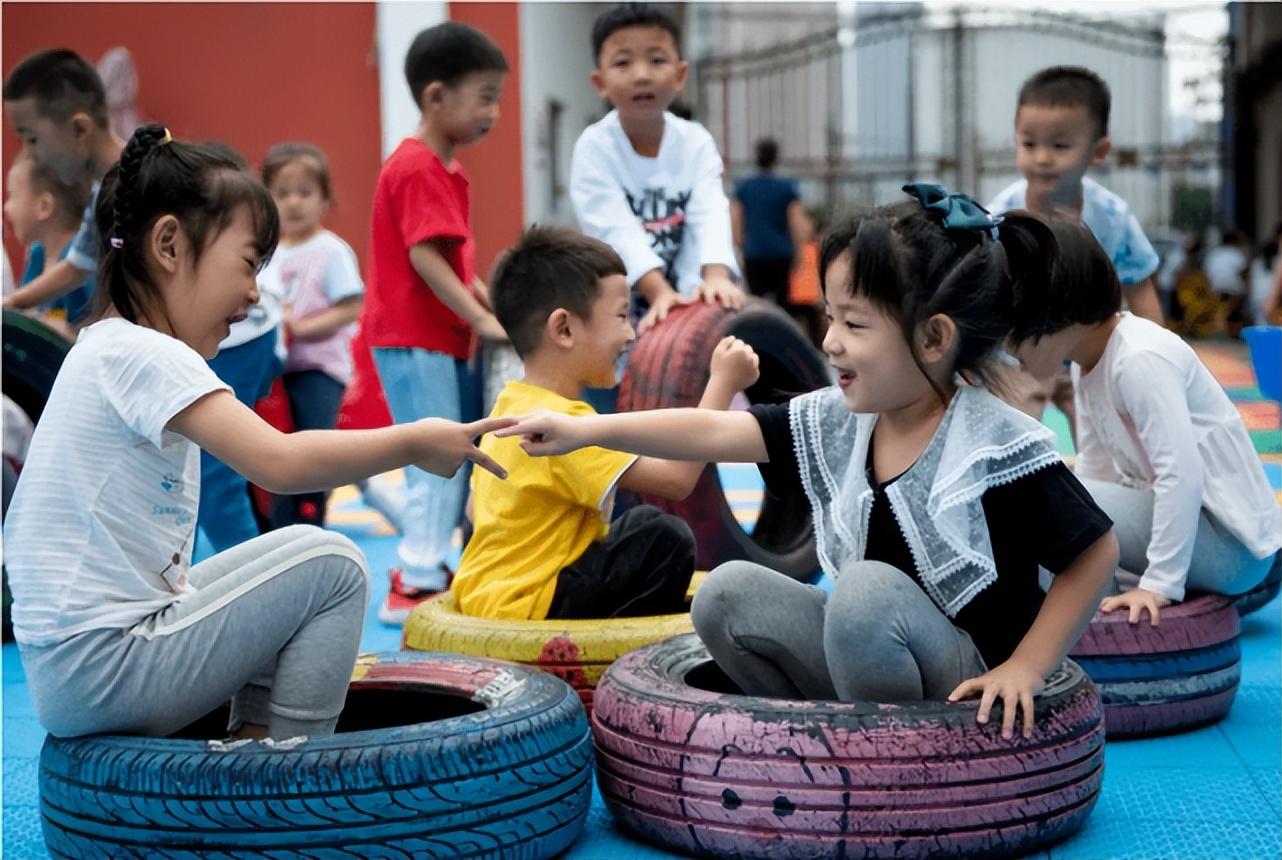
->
xmin=656 ymin=513 xmax=695 ymax=552
xmin=690 ymin=561 xmax=756 ymax=634
xmin=829 ymin=561 xmax=915 ymax=620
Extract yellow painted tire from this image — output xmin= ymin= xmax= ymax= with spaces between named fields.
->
xmin=403 ymin=574 xmax=705 ymax=712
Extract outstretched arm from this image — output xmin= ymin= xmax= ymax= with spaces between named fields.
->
xmin=169 ymin=389 xmax=514 ymax=494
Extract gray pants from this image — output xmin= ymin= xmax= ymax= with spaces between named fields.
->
xmin=19 ymin=525 xmax=369 ymax=739
xmin=1080 ymin=478 xmax=1274 ymax=597
xmin=691 ymin=560 xmax=987 ymax=702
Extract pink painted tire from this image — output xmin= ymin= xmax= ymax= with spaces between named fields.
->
xmin=1070 ymin=594 xmax=1240 ymax=738
xmin=592 ymin=634 xmax=1103 ymax=859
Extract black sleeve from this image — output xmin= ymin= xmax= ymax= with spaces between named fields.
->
xmin=747 ymin=402 xmax=802 ymax=500
xmin=985 ymin=461 xmax=1114 ymax=574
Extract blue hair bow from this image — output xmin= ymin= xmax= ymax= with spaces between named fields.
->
xmin=902 ymin=183 xmax=1002 ymax=238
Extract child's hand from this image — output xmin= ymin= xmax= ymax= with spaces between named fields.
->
xmin=1100 ymin=587 xmax=1172 ymax=626
xmin=638 ymin=289 xmax=683 ymax=333
xmin=472 ymin=312 xmax=509 ymax=344
xmin=492 ymin=409 xmax=587 ymax=456
xmin=710 ymin=336 xmax=760 ymax=392
xmin=948 ymin=657 xmax=1045 ymax=739
xmin=695 ymin=275 xmax=746 ymax=310
xmin=412 ymin=415 xmax=519 ymax=479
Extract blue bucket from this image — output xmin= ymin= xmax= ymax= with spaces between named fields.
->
xmin=1243 ymin=326 xmax=1282 ymax=402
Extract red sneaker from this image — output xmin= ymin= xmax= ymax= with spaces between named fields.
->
xmin=378 ymin=567 xmax=450 ymax=625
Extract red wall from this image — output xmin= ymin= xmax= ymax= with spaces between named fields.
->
xmin=448 ymin=1 xmax=524 ymax=280
xmin=2 ymin=3 xmax=381 ymax=274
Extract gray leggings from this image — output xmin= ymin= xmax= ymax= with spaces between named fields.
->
xmin=1080 ymin=478 xmax=1274 ymax=597
xmin=691 ymin=560 xmax=987 ymax=702
xmin=19 ymin=525 xmax=369 ymax=739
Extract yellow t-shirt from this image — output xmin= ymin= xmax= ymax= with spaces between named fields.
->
xmin=452 ymin=380 xmax=638 ymax=620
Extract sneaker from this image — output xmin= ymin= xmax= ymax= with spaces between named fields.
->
xmin=378 ymin=566 xmax=451 ymax=625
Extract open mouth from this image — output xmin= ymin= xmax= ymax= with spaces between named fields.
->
xmin=631 ymin=93 xmax=656 ymax=103
xmin=836 ymin=370 xmax=854 ymax=388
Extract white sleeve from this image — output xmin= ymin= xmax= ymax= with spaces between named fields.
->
xmin=1115 ymin=353 xmax=1204 ymax=601
xmin=570 ymin=131 xmax=665 ymax=287
xmin=322 ymin=240 xmax=365 ymax=303
xmin=100 ymin=334 xmax=230 ymax=448
xmin=685 ymin=133 xmax=739 ymax=277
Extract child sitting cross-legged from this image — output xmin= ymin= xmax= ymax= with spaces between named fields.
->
xmin=451 ymin=226 xmax=760 ymax=620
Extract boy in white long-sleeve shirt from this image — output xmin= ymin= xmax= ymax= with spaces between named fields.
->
xmin=1008 ymin=219 xmax=1281 ymax=627
xmin=571 ymin=3 xmax=744 ymax=335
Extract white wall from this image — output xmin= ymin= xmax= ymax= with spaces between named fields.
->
xmin=376 ymin=1 xmax=448 ymax=159
xmin=519 ymin=2 xmax=609 ymax=226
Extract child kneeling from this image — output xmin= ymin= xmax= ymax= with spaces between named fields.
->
xmin=452 ymin=227 xmax=759 ymax=620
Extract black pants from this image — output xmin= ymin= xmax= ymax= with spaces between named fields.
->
xmin=546 ymin=506 xmax=695 ymax=619
xmin=744 ymin=256 xmax=794 ymax=307
xmin=269 ymin=369 xmax=346 ymax=529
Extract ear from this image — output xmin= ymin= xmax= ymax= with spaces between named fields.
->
xmin=32 ymin=190 xmax=57 ymax=222
xmin=917 ymin=313 xmax=958 ymax=365
xmin=68 ymin=112 xmax=96 ymax=144
xmin=589 ymin=69 xmax=607 ymax=97
xmin=673 ymin=60 xmax=689 ymax=91
xmin=149 ymin=215 xmax=183 ymax=275
xmin=421 ymin=81 xmax=447 ymax=111
xmin=545 ymin=307 xmax=575 ymax=350
xmin=1091 ymin=136 xmax=1111 ymax=166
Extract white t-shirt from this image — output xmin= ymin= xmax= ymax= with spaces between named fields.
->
xmin=571 ymin=110 xmax=739 ymax=298
xmin=258 ymin=229 xmax=364 ymax=384
xmin=988 ymin=177 xmax=1160 ymax=286
xmin=1073 ymin=313 xmax=1282 ymax=601
xmin=3 ymin=318 xmax=230 ymax=645
xmin=1203 ymin=245 xmax=1248 ymax=296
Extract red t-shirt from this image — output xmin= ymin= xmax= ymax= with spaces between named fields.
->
xmin=362 ymin=138 xmax=476 ymax=358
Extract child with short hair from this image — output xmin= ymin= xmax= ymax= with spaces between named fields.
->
xmin=3 ymin=148 xmax=94 ymax=328
xmin=3 ymin=124 xmax=513 ymax=741
xmin=258 ymin=142 xmax=364 ymax=529
xmin=571 ymin=3 xmax=745 ymax=335
xmin=499 ymin=187 xmax=1119 ymax=738
xmin=1006 ymin=219 xmax=1282 ymax=625
xmin=988 ymin=66 xmax=1164 ymax=325
xmin=362 ymin=22 xmax=511 ymax=623
xmin=453 ymin=226 xmax=759 ymax=620
xmin=2 ymin=49 xmax=124 ymax=316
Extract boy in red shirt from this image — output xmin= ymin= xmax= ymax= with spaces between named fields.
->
xmin=362 ymin=22 xmax=509 ymax=623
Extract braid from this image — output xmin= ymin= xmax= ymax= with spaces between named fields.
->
xmin=111 ymin=123 xmax=169 ymax=244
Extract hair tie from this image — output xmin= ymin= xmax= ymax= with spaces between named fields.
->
xmin=903 ymin=182 xmax=1002 ymax=239
xmin=159 ymin=128 xmax=172 ymax=145
xmin=109 ymin=237 xmax=124 ymax=249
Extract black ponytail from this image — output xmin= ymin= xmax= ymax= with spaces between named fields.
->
xmin=92 ymin=123 xmax=279 ymax=324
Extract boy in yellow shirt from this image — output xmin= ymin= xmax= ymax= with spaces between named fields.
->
xmin=452 ymin=226 xmax=759 ymax=620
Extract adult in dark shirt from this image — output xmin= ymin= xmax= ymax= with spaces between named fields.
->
xmin=732 ymin=139 xmax=807 ymax=308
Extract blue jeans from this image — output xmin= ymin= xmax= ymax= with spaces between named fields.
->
xmin=198 ymin=330 xmax=283 ymax=553
xmin=372 ymin=347 xmax=480 ymax=587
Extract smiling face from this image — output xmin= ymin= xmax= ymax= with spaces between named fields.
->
xmin=821 ymin=251 xmax=939 ymax=414
xmin=1014 ymin=103 xmax=1109 ymax=205
xmin=4 ymin=97 xmax=93 ymax=186
xmin=573 ymin=273 xmax=635 ymax=389
xmin=435 ymin=70 xmax=505 ymax=146
xmin=155 ymin=205 xmax=264 ymax=359
xmin=592 ymin=25 xmax=688 ymax=122
xmin=267 ymin=158 xmax=328 ymax=243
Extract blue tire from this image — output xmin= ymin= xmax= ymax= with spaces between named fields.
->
xmin=38 ymin=651 xmax=592 ymax=858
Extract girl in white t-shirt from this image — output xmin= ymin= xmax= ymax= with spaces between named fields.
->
xmin=1008 ymin=219 xmax=1282 ymax=626
xmin=3 ymin=125 xmax=512 ymax=741
xmin=258 ymin=143 xmax=363 ymax=529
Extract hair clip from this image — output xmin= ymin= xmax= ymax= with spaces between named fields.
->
xmin=903 ymin=183 xmax=1002 ymax=239
xmin=109 ymin=237 xmax=124 ymax=249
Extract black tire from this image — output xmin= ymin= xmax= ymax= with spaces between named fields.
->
xmin=593 ymin=634 xmax=1104 ymax=859
xmin=2 ymin=310 xmax=71 ymax=426
xmin=618 ymin=301 xmax=829 ymax=579
xmin=39 ymin=651 xmax=593 ymax=858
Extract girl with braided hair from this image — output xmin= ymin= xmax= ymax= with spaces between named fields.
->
xmin=3 ymin=124 xmax=515 ymax=740
xmin=500 ymin=186 xmax=1120 ymax=738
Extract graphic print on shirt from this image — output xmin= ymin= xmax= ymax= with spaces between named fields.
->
xmin=626 ymin=187 xmax=692 ymax=289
